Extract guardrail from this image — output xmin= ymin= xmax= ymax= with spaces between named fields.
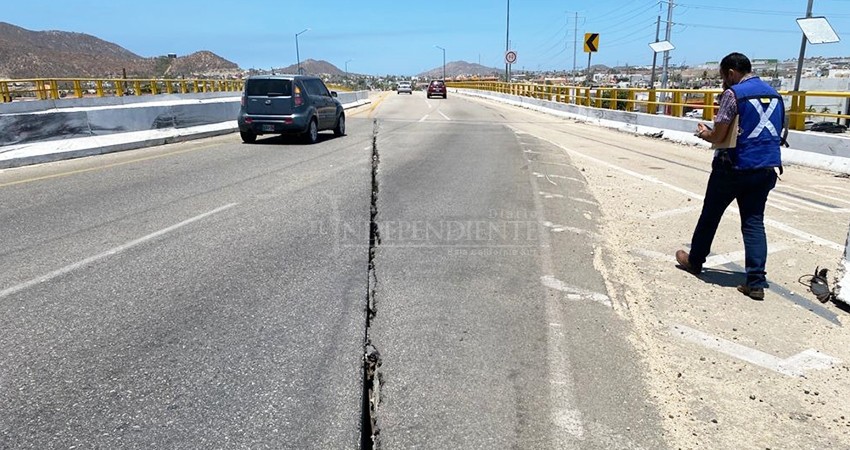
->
xmin=448 ymin=81 xmax=850 ymax=131
xmin=0 ymin=78 xmax=244 ymax=103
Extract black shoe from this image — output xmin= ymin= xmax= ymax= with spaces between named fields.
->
xmin=675 ymin=250 xmax=701 ymax=275
xmin=737 ymin=285 xmax=765 ymax=301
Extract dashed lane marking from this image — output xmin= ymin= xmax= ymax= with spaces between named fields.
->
xmin=541 ymin=275 xmax=613 ymax=307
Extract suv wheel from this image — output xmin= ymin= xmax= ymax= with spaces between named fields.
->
xmin=303 ymin=118 xmax=319 ymax=144
xmin=240 ymin=131 xmax=257 ymax=143
xmin=333 ymin=114 xmax=346 ymax=137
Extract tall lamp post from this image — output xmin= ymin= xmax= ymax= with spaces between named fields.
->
xmin=435 ymin=45 xmax=446 ymax=81
xmin=345 ymin=59 xmax=353 ymax=79
xmin=295 ymin=28 xmax=310 ymax=75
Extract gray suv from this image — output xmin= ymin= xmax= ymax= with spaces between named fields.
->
xmin=238 ymin=75 xmax=345 ymax=144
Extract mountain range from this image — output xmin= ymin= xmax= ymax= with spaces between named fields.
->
xmin=0 ymin=22 xmax=239 ymax=79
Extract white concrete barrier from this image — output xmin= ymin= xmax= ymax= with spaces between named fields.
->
xmin=0 ymin=91 xmax=370 ymax=169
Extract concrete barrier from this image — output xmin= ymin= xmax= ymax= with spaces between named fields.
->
xmin=454 ymin=88 xmax=850 ymax=175
xmin=0 ymin=91 xmax=370 ymax=169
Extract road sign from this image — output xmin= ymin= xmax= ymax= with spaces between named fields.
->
xmin=584 ymin=33 xmax=599 ymax=53
xmin=505 ymin=50 xmax=517 ymax=65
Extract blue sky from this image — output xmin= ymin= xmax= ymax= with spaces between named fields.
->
xmin=4 ymin=0 xmax=850 ymax=75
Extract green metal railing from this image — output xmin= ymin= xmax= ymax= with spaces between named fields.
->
xmin=448 ymin=81 xmax=850 ymax=131
xmin=0 ymin=78 xmax=244 ymax=103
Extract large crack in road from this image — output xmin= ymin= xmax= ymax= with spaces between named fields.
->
xmin=361 ymin=119 xmax=382 ymax=450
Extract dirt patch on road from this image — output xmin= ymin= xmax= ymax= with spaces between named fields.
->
xmin=576 ymin=134 xmax=850 ymax=450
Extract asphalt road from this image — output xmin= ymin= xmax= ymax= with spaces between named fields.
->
xmin=0 ymin=129 xmax=373 ymax=448
xmin=0 ymin=92 xmax=669 ymax=449
xmin=361 ymin=92 xmax=666 ymax=449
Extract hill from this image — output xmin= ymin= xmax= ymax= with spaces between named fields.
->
xmin=273 ymin=59 xmax=344 ymax=76
xmin=0 ymin=22 xmax=240 ymax=79
xmin=418 ymin=61 xmax=501 ymax=79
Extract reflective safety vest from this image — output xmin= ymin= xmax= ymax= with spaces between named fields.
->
xmin=728 ymin=76 xmax=783 ymax=170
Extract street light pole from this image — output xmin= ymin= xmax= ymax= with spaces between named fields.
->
xmin=505 ymin=0 xmax=510 ymax=82
xmin=435 ymin=45 xmax=446 ymax=80
xmin=295 ymin=28 xmax=310 ymax=75
xmin=345 ymin=59 xmax=353 ymax=79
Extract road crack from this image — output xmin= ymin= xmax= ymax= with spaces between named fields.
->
xmin=361 ymin=119 xmax=382 ymax=449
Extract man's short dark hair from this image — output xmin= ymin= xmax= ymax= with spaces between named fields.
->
xmin=720 ymin=53 xmax=752 ymax=74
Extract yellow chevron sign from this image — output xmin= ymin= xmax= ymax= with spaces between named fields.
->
xmin=584 ymin=33 xmax=599 ymax=53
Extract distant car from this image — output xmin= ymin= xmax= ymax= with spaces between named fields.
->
xmin=397 ymin=81 xmax=413 ymax=95
xmin=426 ymin=80 xmax=447 ymax=99
xmin=237 ymin=75 xmax=345 ymax=144
xmin=685 ymin=109 xmax=703 ymax=119
xmin=809 ymin=121 xmax=847 ymax=134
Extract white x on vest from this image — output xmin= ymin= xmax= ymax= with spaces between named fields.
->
xmin=747 ymin=98 xmax=779 ymax=139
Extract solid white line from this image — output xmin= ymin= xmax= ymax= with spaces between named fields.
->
xmin=771 ymin=191 xmax=849 ymax=213
xmin=529 ymin=133 xmax=845 ymax=252
xmin=419 ymin=114 xmax=429 ymax=122
xmin=672 ymin=324 xmax=841 ymax=377
xmin=0 ymin=203 xmax=238 ymax=300
xmin=425 ymin=100 xmax=432 ymax=109
xmin=438 ymin=110 xmax=452 ymax=121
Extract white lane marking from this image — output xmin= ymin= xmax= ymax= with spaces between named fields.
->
xmin=541 ymin=221 xmax=598 ymax=238
xmin=568 ymin=197 xmax=596 ymax=206
xmin=0 ymin=203 xmax=238 ymax=300
xmin=538 ymin=191 xmax=565 ymax=199
xmin=649 ymin=205 xmax=701 ymax=219
xmin=772 ymin=191 xmax=849 ymax=213
xmin=525 ymin=147 xmax=589 ymax=443
xmin=524 ymin=150 xmax=564 ymax=156
xmin=814 ymin=184 xmax=850 ymax=195
xmin=779 ymin=185 xmax=850 ymax=206
xmin=766 ymin=195 xmax=809 ymax=212
xmin=533 ymin=172 xmax=582 ymax=183
xmin=672 ymin=324 xmax=841 ymax=377
xmin=703 ymin=243 xmax=791 ymax=268
xmin=418 ymin=114 xmax=429 ymax=122
xmin=528 ymin=133 xmax=845 ymax=252
xmin=630 ymin=249 xmax=670 ymax=261
xmin=425 ymin=100 xmax=432 ymax=109
xmin=437 ymin=110 xmax=452 ymax=121
xmin=364 ymin=146 xmax=372 ymax=151
xmin=541 ymin=275 xmax=613 ymax=307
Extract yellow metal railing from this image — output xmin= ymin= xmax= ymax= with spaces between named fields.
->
xmin=0 ymin=78 xmax=244 ymax=103
xmin=448 ymin=81 xmax=850 ymax=131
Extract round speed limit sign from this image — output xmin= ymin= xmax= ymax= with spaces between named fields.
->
xmin=505 ymin=50 xmax=517 ymax=65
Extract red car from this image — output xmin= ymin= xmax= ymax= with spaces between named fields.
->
xmin=426 ymin=80 xmax=447 ymax=99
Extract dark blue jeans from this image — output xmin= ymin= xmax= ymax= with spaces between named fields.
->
xmin=689 ymin=158 xmax=778 ymax=288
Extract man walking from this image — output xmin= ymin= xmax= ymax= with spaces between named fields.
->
xmin=676 ymin=52 xmax=784 ymax=300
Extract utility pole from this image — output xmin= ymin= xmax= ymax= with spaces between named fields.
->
xmin=505 ymin=0 xmax=511 ymax=82
xmin=573 ymin=12 xmax=578 ymax=76
xmin=650 ymin=7 xmax=661 ymax=89
xmin=793 ymin=0 xmax=814 ymax=93
xmin=660 ymin=0 xmax=674 ymax=91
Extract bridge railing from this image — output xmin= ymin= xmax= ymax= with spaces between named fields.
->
xmin=0 ymin=78 xmax=245 ymax=103
xmin=448 ymin=81 xmax=850 ymax=131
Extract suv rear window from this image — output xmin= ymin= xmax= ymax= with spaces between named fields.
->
xmin=246 ymin=79 xmax=292 ymax=97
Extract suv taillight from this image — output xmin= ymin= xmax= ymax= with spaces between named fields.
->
xmin=294 ymin=86 xmax=303 ymax=107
